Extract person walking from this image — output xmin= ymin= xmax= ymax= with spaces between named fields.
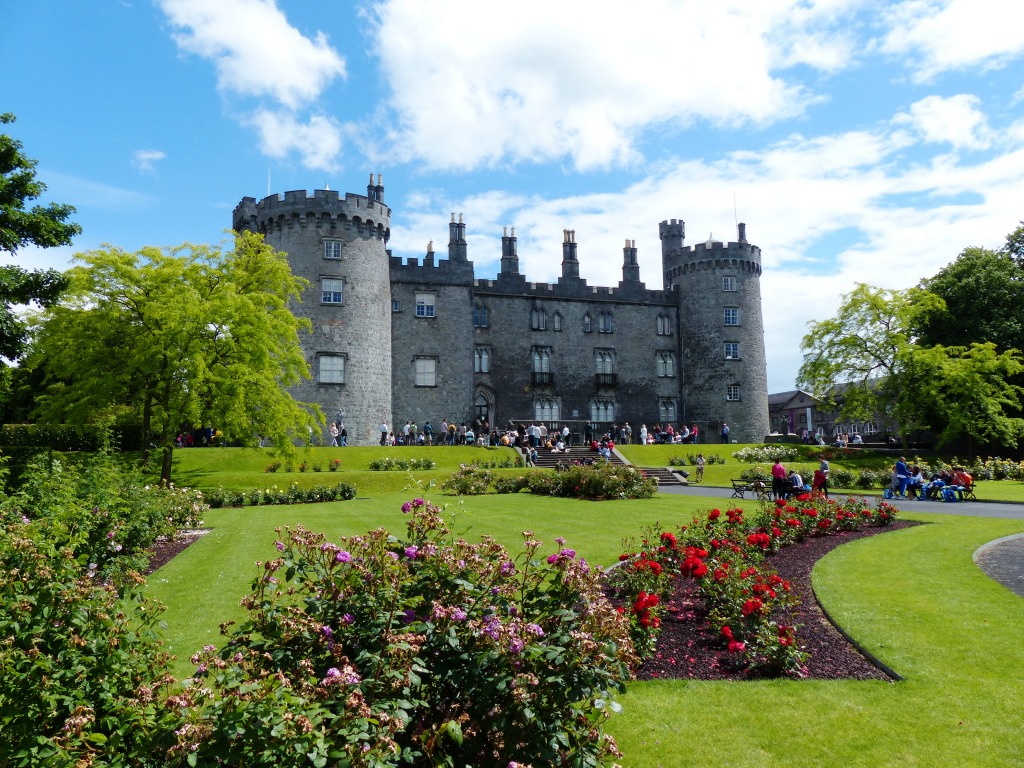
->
xmin=721 ymin=422 xmax=730 ymax=444
xmin=339 ymin=423 xmax=347 ymax=446
xmin=695 ymin=453 xmax=705 ymax=483
xmin=329 ymin=422 xmax=340 ymax=447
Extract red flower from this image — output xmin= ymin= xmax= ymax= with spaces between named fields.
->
xmin=742 ymin=598 xmax=764 ymax=616
xmin=727 ymin=640 xmax=746 ymax=653
xmin=721 ymin=625 xmax=734 ymax=640
xmin=708 ymin=509 xmax=721 ymax=520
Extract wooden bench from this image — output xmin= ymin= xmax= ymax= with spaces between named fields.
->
xmin=731 ymin=479 xmax=770 ymax=500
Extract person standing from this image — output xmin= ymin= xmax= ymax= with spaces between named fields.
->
xmin=380 ymin=420 xmax=389 ymax=446
xmin=329 ymin=422 xmax=340 ymax=447
xmin=695 ymin=453 xmax=706 ymax=483
xmin=423 ymin=421 xmax=433 ymax=446
xmin=721 ymin=422 xmax=730 ymax=444
xmin=640 ymin=424 xmax=648 ymax=445
xmin=339 ymin=423 xmax=347 ymax=447
xmin=690 ymin=424 xmax=699 ymax=444
xmin=771 ymin=459 xmax=788 ymax=500
xmin=818 ymin=457 xmax=830 ymax=498
xmin=894 ymin=456 xmax=911 ymax=497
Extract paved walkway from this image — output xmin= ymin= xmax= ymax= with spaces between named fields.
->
xmin=658 ymin=484 xmax=1024 ymax=597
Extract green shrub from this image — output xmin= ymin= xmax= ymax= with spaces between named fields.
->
xmin=732 ymin=446 xmax=799 ymax=463
xmin=206 ymin=482 xmax=358 ymax=508
xmin=439 ymin=466 xmax=493 ymax=495
xmin=368 ymin=456 xmax=437 ymax=471
xmin=0 ymin=524 xmax=178 ymax=767
xmin=175 ymin=499 xmax=633 ymax=766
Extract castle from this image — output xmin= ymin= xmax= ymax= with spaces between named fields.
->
xmin=232 ymin=175 xmax=769 ymax=445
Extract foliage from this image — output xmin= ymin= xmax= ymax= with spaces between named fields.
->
xmin=528 ymin=463 xmax=657 ymax=500
xmin=28 ymin=231 xmax=322 ymax=483
xmin=916 ymin=245 xmax=1024 ymax=353
xmin=0 ymin=446 xmax=206 ymax=581
xmin=739 ymin=466 xmax=771 ymax=482
xmin=205 ymin=481 xmax=358 ymax=508
xmin=368 ymin=456 xmax=437 ymax=471
xmin=0 ymin=114 xmax=80 ymax=361
xmin=173 ymin=499 xmax=633 ymax=766
xmin=798 ymin=284 xmax=944 ymax=441
xmin=0 ymin=523 xmax=178 ymax=768
xmin=732 ymin=445 xmax=799 ymax=463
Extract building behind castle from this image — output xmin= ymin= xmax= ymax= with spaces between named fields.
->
xmin=232 ymin=175 xmax=770 ymax=445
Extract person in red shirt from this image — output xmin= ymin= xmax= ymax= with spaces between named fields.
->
xmin=771 ymin=460 xmax=788 ymax=500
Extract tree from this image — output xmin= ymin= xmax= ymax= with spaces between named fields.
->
xmin=29 ymin=231 xmax=322 ymax=482
xmin=916 ymin=246 xmax=1024 ymax=352
xmin=911 ymin=343 xmax=1024 ymax=453
xmin=0 ymin=113 xmax=80 ymax=359
xmin=798 ymin=284 xmax=945 ymax=444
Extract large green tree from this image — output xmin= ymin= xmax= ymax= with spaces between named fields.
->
xmin=29 ymin=231 xmax=322 ymax=482
xmin=916 ymin=246 xmax=1024 ymax=352
xmin=798 ymin=283 xmax=944 ymax=443
xmin=0 ymin=113 xmax=79 ymax=359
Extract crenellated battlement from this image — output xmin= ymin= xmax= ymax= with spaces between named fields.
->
xmin=473 ymin=277 xmax=675 ymax=305
xmin=389 ymin=253 xmax=474 ymax=285
xmin=233 ymin=189 xmax=391 ymax=242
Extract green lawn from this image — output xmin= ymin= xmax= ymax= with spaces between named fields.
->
xmin=145 ymin=446 xmax=1024 ymax=765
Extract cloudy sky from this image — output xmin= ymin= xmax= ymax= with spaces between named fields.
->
xmin=4 ymin=0 xmax=1024 ymax=392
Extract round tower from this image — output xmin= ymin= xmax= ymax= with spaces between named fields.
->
xmin=661 ymin=220 xmax=769 ymax=443
xmin=233 ymin=179 xmax=392 ymax=445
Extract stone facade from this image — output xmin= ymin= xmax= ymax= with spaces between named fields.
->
xmin=233 ymin=176 xmax=770 ymax=444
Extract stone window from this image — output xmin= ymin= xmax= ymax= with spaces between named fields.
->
xmin=324 ymin=240 xmax=342 ymax=260
xmin=392 ymin=300 xmax=401 ymax=313
xmin=657 ymin=314 xmax=673 ymax=336
xmin=530 ymin=307 xmax=547 ymax=330
xmin=590 ymin=399 xmax=616 ymax=423
xmin=318 ymin=354 xmax=345 ymax=384
xmin=321 ymin=278 xmax=344 ymax=305
xmin=474 ymin=347 xmax=490 ymax=373
xmin=724 ymin=307 xmax=740 ymax=326
xmin=415 ymin=292 xmax=436 ymax=318
xmin=597 ymin=311 xmax=614 ymax=333
xmin=583 ymin=313 xmax=592 ymax=333
xmin=415 ymin=356 xmax=437 ymax=387
xmin=656 ymin=351 xmax=675 ymax=378
xmin=553 ymin=312 xmax=563 ymax=331
xmin=594 ymin=350 xmax=614 ymax=374
xmin=726 ymin=385 xmax=740 ymax=401
xmin=535 ymin=398 xmax=560 ymax=422
xmin=659 ymin=398 xmax=676 ymax=423
xmin=473 ymin=304 xmax=489 ymax=327
xmin=723 ymin=275 xmax=737 ymax=292
xmin=532 ymin=347 xmax=551 ymax=373
xmin=724 ymin=342 xmax=740 ymax=359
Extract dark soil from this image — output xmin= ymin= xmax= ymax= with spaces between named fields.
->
xmin=635 ymin=521 xmax=914 ymax=681
xmin=143 ymin=530 xmax=209 ymax=575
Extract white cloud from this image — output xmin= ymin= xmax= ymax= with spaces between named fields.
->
xmin=159 ymin=0 xmax=346 ymax=110
xmin=365 ymin=0 xmax=864 ymax=171
xmin=132 ymin=149 xmax=166 ymax=173
xmin=877 ymin=0 xmax=1024 ymax=81
xmin=245 ymin=110 xmax=343 ymax=172
xmin=892 ymin=94 xmax=993 ymax=149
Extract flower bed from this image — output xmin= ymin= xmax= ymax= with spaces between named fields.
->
xmin=607 ymin=493 xmax=899 ymax=677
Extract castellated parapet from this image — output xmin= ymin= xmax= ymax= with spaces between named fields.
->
xmin=233 ymin=179 xmax=770 ymax=445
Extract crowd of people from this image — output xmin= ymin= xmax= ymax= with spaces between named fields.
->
xmin=889 ymin=457 xmax=973 ymax=500
xmin=769 ymin=457 xmax=831 ymax=500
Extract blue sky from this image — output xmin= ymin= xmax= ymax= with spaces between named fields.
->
xmin=5 ymin=0 xmax=1024 ymax=393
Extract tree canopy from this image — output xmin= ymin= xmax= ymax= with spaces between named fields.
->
xmin=0 ymin=114 xmax=80 ymax=359
xmin=29 ymin=232 xmax=322 ymax=482
xmin=916 ymin=246 xmax=1024 ymax=353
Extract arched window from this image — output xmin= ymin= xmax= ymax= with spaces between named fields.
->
xmin=590 ymin=399 xmax=616 ymax=423
xmin=659 ymin=398 xmax=676 ymax=422
xmin=534 ymin=398 xmax=560 ymax=422
xmin=530 ymin=307 xmax=547 ymax=331
xmin=472 ymin=304 xmax=489 ymax=327
xmin=552 ymin=312 xmax=562 ymax=331
xmin=598 ymin=311 xmax=613 ymax=333
xmin=583 ymin=313 xmax=592 ymax=333
xmin=656 ymin=314 xmax=673 ymax=336
xmin=474 ymin=347 xmax=489 ymax=373
xmin=533 ymin=348 xmax=550 ymax=373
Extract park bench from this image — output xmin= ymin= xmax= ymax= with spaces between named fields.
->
xmin=730 ymin=479 xmax=770 ymax=501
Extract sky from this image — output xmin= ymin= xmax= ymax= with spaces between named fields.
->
xmin=4 ymin=0 xmax=1024 ymax=393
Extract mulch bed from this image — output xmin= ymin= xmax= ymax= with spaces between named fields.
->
xmin=143 ymin=529 xmax=209 ymax=575
xmin=634 ymin=521 xmax=915 ymax=681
